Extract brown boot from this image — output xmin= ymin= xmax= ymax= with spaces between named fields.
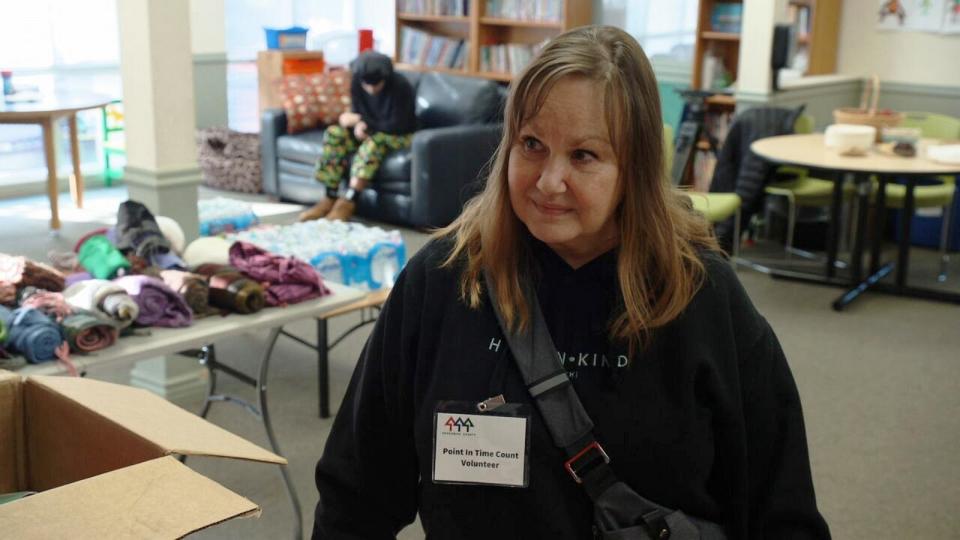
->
xmin=298 ymin=197 xmax=336 ymax=221
xmin=325 ymin=198 xmax=356 ymax=221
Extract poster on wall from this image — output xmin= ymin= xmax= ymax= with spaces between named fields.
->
xmin=876 ymin=0 xmax=947 ymax=32
xmin=943 ymin=0 xmax=960 ymax=33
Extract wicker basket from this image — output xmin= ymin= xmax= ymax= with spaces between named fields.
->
xmin=833 ymin=75 xmax=903 ymax=142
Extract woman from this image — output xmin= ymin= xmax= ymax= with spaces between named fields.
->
xmin=313 ymin=26 xmax=830 ymax=539
xmin=300 ymin=51 xmax=417 ymax=222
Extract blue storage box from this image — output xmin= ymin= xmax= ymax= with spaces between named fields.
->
xmin=894 ymin=186 xmax=960 ymax=252
xmin=264 ymin=26 xmax=309 ymax=50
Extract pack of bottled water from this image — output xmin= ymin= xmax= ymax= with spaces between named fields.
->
xmin=198 ymin=197 xmax=260 ymax=236
xmin=230 ymin=219 xmax=406 ymax=290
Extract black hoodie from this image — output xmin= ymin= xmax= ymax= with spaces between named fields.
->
xmin=313 ymin=237 xmax=831 ymax=539
xmin=350 ymin=53 xmax=416 ymax=136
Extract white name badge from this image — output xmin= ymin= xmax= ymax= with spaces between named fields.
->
xmin=432 ymin=400 xmax=530 ymax=488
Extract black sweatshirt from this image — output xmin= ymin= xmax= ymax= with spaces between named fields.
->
xmin=351 ymin=72 xmax=417 ymax=135
xmin=313 ymin=236 xmax=831 ymax=539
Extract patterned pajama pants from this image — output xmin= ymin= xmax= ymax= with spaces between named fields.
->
xmin=314 ymin=125 xmax=413 ymax=190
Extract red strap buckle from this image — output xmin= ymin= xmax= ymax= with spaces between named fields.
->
xmin=564 ymin=441 xmax=610 ymax=484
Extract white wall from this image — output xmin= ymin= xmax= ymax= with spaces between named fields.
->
xmin=838 ymin=0 xmax=960 ymax=87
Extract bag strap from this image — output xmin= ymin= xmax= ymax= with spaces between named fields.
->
xmin=484 ymin=272 xmax=673 ymax=537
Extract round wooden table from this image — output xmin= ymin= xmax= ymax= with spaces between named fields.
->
xmin=0 ymin=94 xmax=114 ymax=230
xmin=751 ymin=133 xmax=960 ymax=309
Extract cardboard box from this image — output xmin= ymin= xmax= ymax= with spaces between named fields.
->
xmin=0 ymin=370 xmax=285 ymax=538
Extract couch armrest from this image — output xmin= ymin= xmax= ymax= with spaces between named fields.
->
xmin=260 ymin=108 xmax=288 ymax=196
xmin=409 ymin=123 xmax=502 ymax=228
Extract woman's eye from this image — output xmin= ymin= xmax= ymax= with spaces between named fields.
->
xmin=572 ymin=149 xmax=597 ymax=162
xmin=521 ymin=137 xmax=542 ymax=152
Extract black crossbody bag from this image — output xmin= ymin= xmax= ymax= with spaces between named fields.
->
xmin=485 ymin=273 xmax=727 ymax=540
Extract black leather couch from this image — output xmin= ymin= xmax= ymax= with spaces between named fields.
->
xmin=260 ymin=71 xmax=506 ymax=228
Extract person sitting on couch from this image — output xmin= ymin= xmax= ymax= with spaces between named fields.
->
xmin=299 ymin=51 xmax=417 ymax=222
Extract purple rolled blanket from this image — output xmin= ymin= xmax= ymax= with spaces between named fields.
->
xmin=114 ymin=275 xmax=192 ymax=328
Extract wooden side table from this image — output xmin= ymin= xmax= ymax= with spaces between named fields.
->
xmin=0 ymin=94 xmax=113 ymax=230
xmin=256 ymin=49 xmax=325 ymax=116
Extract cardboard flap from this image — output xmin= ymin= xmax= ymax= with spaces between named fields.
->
xmin=28 ymin=376 xmax=285 ymax=465
xmin=0 ymin=371 xmax=25 ymax=493
xmin=0 ymin=456 xmax=259 ymax=539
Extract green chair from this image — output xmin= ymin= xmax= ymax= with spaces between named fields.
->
xmin=664 ymin=124 xmax=743 ymax=259
xmin=880 ymin=111 xmax=960 ymax=281
xmin=763 ymin=113 xmax=856 ymax=259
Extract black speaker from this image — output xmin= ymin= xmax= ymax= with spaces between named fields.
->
xmin=771 ymin=24 xmax=795 ymax=91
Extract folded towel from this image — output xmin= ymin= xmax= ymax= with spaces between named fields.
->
xmin=62 ymin=309 xmax=119 ymax=353
xmin=18 ymin=286 xmax=72 ymax=322
xmin=228 ymin=241 xmax=329 ymax=306
xmin=114 ymin=275 xmax=192 ymax=328
xmin=0 ymin=253 xmax=66 ymax=292
xmin=64 ymin=280 xmax=140 ymax=328
xmin=160 ymin=269 xmax=216 ymax=317
xmin=193 ymin=263 xmax=266 ymax=314
xmin=78 ymin=236 xmax=132 ymax=280
xmin=0 ymin=306 xmax=66 ymax=364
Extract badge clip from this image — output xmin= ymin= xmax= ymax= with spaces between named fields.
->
xmin=477 ymin=394 xmax=506 ymax=412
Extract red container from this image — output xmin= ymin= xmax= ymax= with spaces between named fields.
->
xmin=358 ymin=29 xmax=374 ymax=52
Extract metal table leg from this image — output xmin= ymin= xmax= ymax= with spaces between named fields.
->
xmin=257 ymin=327 xmax=303 ymax=540
xmin=317 ymin=319 xmax=329 ymax=418
xmin=180 ymin=330 xmax=302 ymax=540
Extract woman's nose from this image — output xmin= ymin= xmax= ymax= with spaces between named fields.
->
xmin=536 ymin=158 xmax=567 ymax=194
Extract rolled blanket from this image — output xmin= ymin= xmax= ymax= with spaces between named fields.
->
xmin=0 ymin=282 xmax=14 ymax=306
xmin=159 ymin=269 xmax=216 ymax=317
xmin=115 ymin=201 xmax=171 ymax=259
xmin=193 ymin=263 xmax=266 ymax=314
xmin=228 ymin=241 xmax=329 ymax=306
xmin=73 ymin=227 xmax=111 ymax=253
xmin=0 ymin=253 xmax=66 ymax=292
xmin=65 ymin=272 xmax=93 ymax=287
xmin=114 ymin=275 xmax=192 ymax=328
xmin=47 ymin=250 xmax=80 ymax=273
xmin=0 ymin=306 xmax=66 ymax=364
xmin=63 ymin=279 xmax=140 ymax=328
xmin=18 ymin=286 xmax=73 ymax=322
xmin=78 ymin=236 xmax=131 ymax=279
xmin=62 ymin=309 xmax=119 ymax=353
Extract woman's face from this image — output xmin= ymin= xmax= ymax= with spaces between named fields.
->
xmin=508 ymin=77 xmax=621 ymax=267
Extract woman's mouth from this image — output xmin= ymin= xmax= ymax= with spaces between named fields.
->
xmin=532 ymin=200 xmax=572 ymax=216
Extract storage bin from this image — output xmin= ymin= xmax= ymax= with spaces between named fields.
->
xmin=265 ymin=26 xmax=309 ymax=50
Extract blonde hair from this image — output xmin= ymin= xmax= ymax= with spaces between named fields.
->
xmin=437 ymin=25 xmax=718 ymax=351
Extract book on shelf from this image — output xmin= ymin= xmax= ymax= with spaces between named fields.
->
xmin=485 ymin=0 xmax=561 ymax=22
xmin=710 ymin=3 xmax=743 ymax=33
xmin=399 ymin=0 xmax=470 ymax=16
xmin=400 ymin=27 xmax=468 ymax=70
xmin=480 ymin=39 xmax=548 ymax=75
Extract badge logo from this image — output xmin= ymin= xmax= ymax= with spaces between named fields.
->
xmin=444 ymin=416 xmax=475 ymax=433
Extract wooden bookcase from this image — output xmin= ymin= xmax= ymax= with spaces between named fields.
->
xmin=394 ymin=0 xmax=592 ymax=82
xmin=787 ymin=0 xmax=841 ymax=76
xmin=692 ymin=0 xmax=842 ymax=92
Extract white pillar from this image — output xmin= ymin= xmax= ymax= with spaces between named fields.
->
xmin=117 ymin=0 xmax=206 ymax=402
xmin=736 ymin=0 xmax=778 ymax=101
xmin=191 ymin=0 xmax=229 ymax=129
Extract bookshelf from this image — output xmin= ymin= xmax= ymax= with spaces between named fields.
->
xmin=395 ymin=0 xmax=592 ymax=82
xmin=787 ymin=0 xmax=841 ymax=76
